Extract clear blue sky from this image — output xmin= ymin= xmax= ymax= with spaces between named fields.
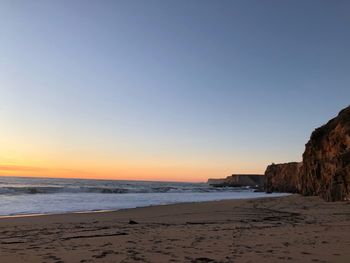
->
xmin=0 ymin=0 xmax=349 ymax=181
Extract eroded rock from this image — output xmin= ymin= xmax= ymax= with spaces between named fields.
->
xmin=265 ymin=162 xmax=302 ymax=193
xmin=299 ymin=106 xmax=350 ymax=201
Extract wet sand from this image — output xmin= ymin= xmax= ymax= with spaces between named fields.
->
xmin=0 ymin=195 xmax=349 ymax=262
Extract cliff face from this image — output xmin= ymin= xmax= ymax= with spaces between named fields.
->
xmin=265 ymin=162 xmax=302 ymax=193
xmin=207 ymin=174 xmax=264 ymax=188
xmin=264 ymin=106 xmax=350 ymax=201
xmin=299 ymin=106 xmax=350 ymax=201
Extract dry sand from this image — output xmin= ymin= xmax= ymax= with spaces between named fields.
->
xmin=0 ymin=195 xmax=349 ymax=263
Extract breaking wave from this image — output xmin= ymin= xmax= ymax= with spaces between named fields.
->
xmin=0 ymin=184 xmax=248 ymax=195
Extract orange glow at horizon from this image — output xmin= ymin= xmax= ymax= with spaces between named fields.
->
xmin=0 ymin=123 xmax=268 ymax=182
xmin=0 ymin=162 xmax=265 ymax=183
xmin=0 ymin=136 xmax=267 ymax=182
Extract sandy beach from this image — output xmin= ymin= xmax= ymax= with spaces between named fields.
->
xmin=0 ymin=195 xmax=349 ymax=263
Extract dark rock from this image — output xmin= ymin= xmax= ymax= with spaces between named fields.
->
xmin=264 ymin=105 xmax=350 ymax=201
xmin=128 ymin=220 xmax=138 ymax=225
xmin=299 ymin=106 xmax=350 ymax=201
xmin=207 ymin=174 xmax=264 ymax=188
xmin=265 ymin=162 xmax=302 ymax=193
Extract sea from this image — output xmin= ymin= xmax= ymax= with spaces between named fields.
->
xmin=0 ymin=176 xmax=287 ymax=216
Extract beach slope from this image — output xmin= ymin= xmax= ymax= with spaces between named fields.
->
xmin=0 ymin=195 xmax=349 ymax=262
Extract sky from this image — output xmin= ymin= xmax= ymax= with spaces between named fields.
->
xmin=0 ymin=0 xmax=349 ymax=182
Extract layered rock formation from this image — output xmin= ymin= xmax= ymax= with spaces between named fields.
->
xmin=265 ymin=162 xmax=302 ymax=193
xmin=207 ymin=174 xmax=264 ymax=188
xmin=299 ymin=106 xmax=350 ymax=201
xmin=264 ymin=105 xmax=350 ymax=201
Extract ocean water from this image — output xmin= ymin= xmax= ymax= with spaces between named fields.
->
xmin=0 ymin=176 xmax=287 ymax=216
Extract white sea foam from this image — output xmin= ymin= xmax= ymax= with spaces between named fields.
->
xmin=0 ymin=176 xmax=288 ymax=216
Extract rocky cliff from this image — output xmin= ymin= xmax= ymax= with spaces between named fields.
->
xmin=264 ymin=106 xmax=350 ymax=201
xmin=264 ymin=162 xmax=302 ymax=193
xmin=299 ymin=106 xmax=350 ymax=201
xmin=207 ymin=174 xmax=264 ymax=188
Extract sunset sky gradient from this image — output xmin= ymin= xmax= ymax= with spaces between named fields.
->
xmin=1 ymin=0 xmax=350 ymax=182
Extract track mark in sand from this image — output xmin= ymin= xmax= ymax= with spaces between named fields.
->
xmin=191 ymin=257 xmax=217 ymax=263
xmin=43 ymin=254 xmax=64 ymax=263
xmin=1 ymin=240 xmax=27 ymax=244
xmin=60 ymin=232 xmax=128 ymax=240
xmin=100 ymin=242 xmax=112 ymax=247
xmin=92 ymin=250 xmax=115 ymax=258
xmin=186 ymin=221 xmax=217 ymax=225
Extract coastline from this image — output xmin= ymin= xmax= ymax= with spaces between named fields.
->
xmin=0 ymin=192 xmax=288 ymax=219
xmin=1 ymin=195 xmax=349 ymax=262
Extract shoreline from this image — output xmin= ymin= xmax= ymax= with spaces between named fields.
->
xmin=1 ymin=194 xmax=349 ymax=262
xmin=0 ymin=192 xmax=289 ymax=219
